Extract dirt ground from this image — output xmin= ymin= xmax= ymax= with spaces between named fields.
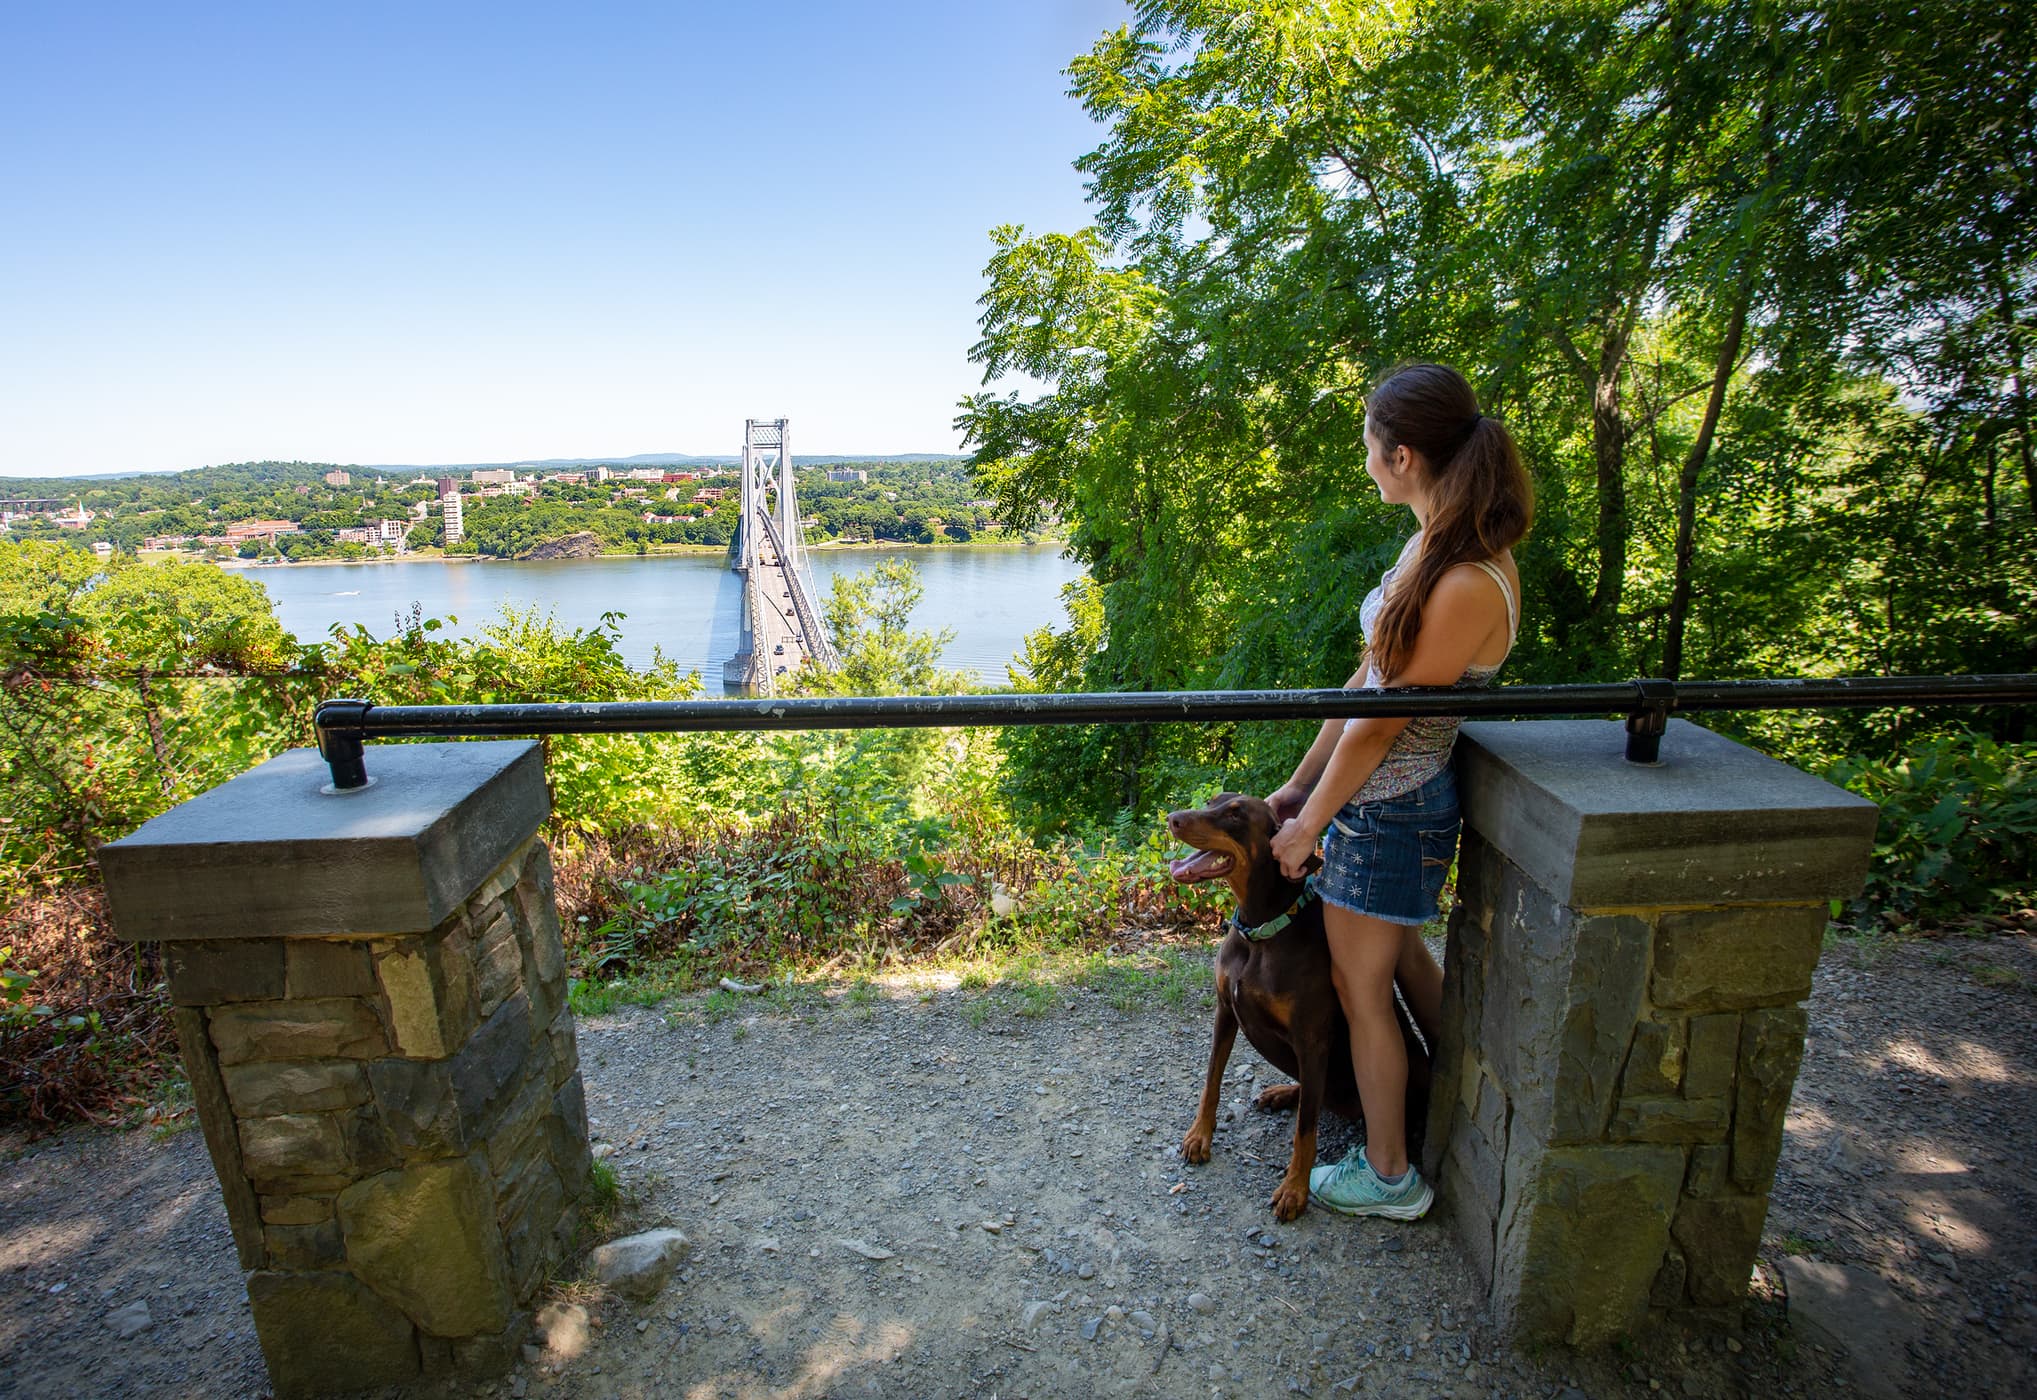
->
xmin=2 ymin=930 xmax=2033 ymax=1400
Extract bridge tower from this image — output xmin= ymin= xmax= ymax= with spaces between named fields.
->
xmin=723 ymin=418 xmax=839 ymax=693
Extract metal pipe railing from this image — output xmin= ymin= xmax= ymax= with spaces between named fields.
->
xmin=311 ymin=673 xmax=2037 ymax=791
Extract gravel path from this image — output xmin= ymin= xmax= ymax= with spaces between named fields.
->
xmin=3 ymin=933 xmax=2032 ymax=1399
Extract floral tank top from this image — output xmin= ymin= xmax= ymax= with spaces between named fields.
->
xmin=1343 ymin=532 xmax=1518 ymax=802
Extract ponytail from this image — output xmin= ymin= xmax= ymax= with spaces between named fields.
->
xmin=1363 ymin=365 xmax=1533 ymax=681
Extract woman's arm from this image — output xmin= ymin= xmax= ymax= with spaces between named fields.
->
xmin=1269 ymin=567 xmax=1508 ymax=878
xmin=1268 ymin=667 xmax=1367 ymax=819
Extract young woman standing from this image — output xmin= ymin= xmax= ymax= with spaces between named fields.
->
xmin=1267 ymin=363 xmax=1533 ymax=1218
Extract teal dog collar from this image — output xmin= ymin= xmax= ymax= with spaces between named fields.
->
xmin=1228 ymin=874 xmax=1320 ymax=942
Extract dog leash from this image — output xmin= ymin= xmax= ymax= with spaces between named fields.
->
xmin=1228 ymin=873 xmax=1320 ymax=942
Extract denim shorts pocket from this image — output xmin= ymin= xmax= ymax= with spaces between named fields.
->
xmin=1417 ymin=825 xmax=1461 ymax=907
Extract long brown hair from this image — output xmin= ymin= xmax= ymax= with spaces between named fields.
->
xmin=1364 ymin=364 xmax=1533 ymax=681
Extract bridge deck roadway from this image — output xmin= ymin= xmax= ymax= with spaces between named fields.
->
xmin=748 ymin=550 xmax=817 ymax=686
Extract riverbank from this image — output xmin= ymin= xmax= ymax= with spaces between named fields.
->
xmin=199 ymin=534 xmax=1064 ymax=570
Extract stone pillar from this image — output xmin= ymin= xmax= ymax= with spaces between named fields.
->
xmin=1426 ymin=719 xmax=1877 ymax=1345
xmin=100 ymin=741 xmax=591 ymax=1398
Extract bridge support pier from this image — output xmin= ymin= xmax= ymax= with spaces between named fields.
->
xmin=1427 ymin=719 xmax=1877 ymax=1343
xmin=100 ymin=742 xmax=591 ymax=1397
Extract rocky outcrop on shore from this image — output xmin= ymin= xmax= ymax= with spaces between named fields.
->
xmin=517 ymin=532 xmax=604 ymax=561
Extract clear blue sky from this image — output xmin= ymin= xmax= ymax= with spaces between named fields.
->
xmin=0 ymin=1 xmax=1133 ymax=475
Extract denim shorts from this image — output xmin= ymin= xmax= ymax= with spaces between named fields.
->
xmin=1317 ymin=767 xmax=1461 ymax=925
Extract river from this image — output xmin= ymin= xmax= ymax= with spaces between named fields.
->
xmin=242 ymin=545 xmax=1084 ymax=687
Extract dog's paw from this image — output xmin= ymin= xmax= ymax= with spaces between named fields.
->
xmin=1252 ymin=1083 xmax=1301 ymax=1113
xmin=1180 ymin=1124 xmax=1214 ymax=1164
xmin=1270 ymin=1178 xmax=1309 ymax=1221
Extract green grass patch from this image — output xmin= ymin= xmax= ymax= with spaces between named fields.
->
xmin=1972 ymin=962 xmax=2026 ymax=990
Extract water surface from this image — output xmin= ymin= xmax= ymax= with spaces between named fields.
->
xmin=247 ymin=545 xmax=1083 ymax=686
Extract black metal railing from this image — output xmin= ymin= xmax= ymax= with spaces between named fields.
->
xmin=310 ymin=673 xmax=2037 ymax=791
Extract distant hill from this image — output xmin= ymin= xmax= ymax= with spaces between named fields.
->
xmin=1 ymin=452 xmax=967 ymax=487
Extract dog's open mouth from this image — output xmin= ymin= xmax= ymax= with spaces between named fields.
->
xmin=1168 ymin=849 xmax=1235 ymax=883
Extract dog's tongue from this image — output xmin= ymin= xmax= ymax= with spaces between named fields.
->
xmin=1169 ymin=850 xmax=1232 ymax=883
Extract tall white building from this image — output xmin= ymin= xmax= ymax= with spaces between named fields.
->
xmin=442 ymin=491 xmax=465 ymax=545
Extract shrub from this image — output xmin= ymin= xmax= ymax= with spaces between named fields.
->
xmin=1830 ymin=733 xmax=2037 ymax=924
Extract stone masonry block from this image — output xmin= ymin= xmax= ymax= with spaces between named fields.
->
xmin=377 ymin=941 xmax=455 ymax=1059
xmin=209 ymin=998 xmax=387 ymax=1065
xmin=1650 ymin=905 xmax=1827 ymax=1010
xmin=1671 ymin=1193 xmax=1768 ymax=1306
xmin=498 ymin=1155 xmax=569 ymax=1299
xmin=1682 ymin=1012 xmax=1740 ymax=1102
xmin=284 ymin=940 xmax=377 ymax=1000
xmin=222 ymin=1060 xmax=371 ymax=1119
xmin=453 ymin=991 xmax=534 ymax=1126
xmin=483 ymin=1071 xmax=554 ymax=1180
xmin=1609 ymin=1094 xmax=1729 ymax=1143
xmin=366 ymin=1057 xmax=465 ymax=1157
xmin=246 ymin=1269 xmax=420 ymax=1399
xmin=1733 ymin=1007 xmax=1809 ymax=1192
xmin=100 ymin=741 xmax=549 ymax=941
xmin=259 ymin=1194 xmax=334 ymax=1226
xmin=1550 ymin=914 xmax=1652 ymax=1143
xmin=473 ymin=906 xmax=524 ymax=1020
xmin=1455 ymin=720 xmax=1878 ymax=908
xmin=1685 ymin=1144 xmax=1731 ymax=1198
xmin=239 ymin=1114 xmax=350 ymax=1192
xmin=172 ymin=1006 xmax=264 ymax=1270
xmin=1620 ymin=1017 xmax=1685 ymax=1098
xmin=338 ymin=1155 xmax=514 ymax=1338
xmin=265 ymin=1220 xmax=345 ymax=1271
xmin=547 ymin=1005 xmax=580 ymax=1088
xmin=547 ymin=1073 xmax=592 ymax=1190
xmin=1503 ymin=1144 xmax=1685 ymax=1345
xmin=1650 ymin=1247 xmax=1688 ymax=1310
xmin=167 ymin=940 xmax=285 ymax=1006
xmin=472 ymin=847 xmax=530 ymax=911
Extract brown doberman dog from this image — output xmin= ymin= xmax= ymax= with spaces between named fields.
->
xmin=1166 ymin=793 xmax=1431 ymax=1220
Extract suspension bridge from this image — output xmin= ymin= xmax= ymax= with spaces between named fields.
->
xmin=721 ymin=418 xmax=840 ymax=694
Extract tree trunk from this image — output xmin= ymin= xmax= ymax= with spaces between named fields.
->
xmin=1586 ymin=333 xmax=1631 ymax=621
xmin=1661 ymin=276 xmax=1754 ymax=679
xmin=135 ymin=669 xmax=179 ymax=801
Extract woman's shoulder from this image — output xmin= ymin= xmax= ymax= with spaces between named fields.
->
xmin=1429 ymin=555 xmax=1519 ymax=613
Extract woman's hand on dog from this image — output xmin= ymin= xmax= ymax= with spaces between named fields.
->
xmin=1269 ymin=815 xmax=1323 ymax=881
xmin=1267 ymin=781 xmax=1310 ymax=826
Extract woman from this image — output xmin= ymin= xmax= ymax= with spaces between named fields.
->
xmin=1267 ymin=362 xmax=1532 ymax=1219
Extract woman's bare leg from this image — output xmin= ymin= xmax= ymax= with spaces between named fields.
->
xmin=1324 ymin=903 xmax=1412 ymax=1177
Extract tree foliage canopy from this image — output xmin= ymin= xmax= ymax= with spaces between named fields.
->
xmin=961 ymin=0 xmax=2037 ymax=826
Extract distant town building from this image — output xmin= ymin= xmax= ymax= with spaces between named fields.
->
xmin=827 ymin=468 xmax=869 ymax=483
xmin=442 ymin=492 xmax=465 ymax=544
xmin=91 ymin=541 xmax=114 ymax=558
xmin=53 ymin=507 xmax=95 ymax=530
xmin=223 ymin=519 xmax=302 ymax=543
xmin=643 ymin=512 xmax=679 ymax=524
xmin=504 ymin=480 xmax=535 ymax=497
xmin=323 ymin=470 xmax=351 ymax=487
xmin=593 ymin=465 xmax=612 ymax=483
xmin=471 ymin=468 xmax=518 ymax=486
xmin=548 ymin=472 xmax=587 ymax=485
xmin=661 ymin=471 xmax=696 ymax=484
xmin=627 ymin=467 xmax=666 ymax=481
xmin=335 ymin=527 xmax=376 ymax=545
xmin=376 ymin=519 xmax=406 ymax=544
xmin=436 ymin=477 xmax=457 ymax=498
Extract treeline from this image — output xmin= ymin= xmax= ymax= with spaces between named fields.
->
xmin=1 ymin=458 xmax=1019 ymax=560
xmin=962 ymin=0 xmax=2037 ymax=828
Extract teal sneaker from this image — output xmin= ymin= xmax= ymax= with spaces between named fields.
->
xmin=1309 ymin=1145 xmax=1435 ymax=1220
